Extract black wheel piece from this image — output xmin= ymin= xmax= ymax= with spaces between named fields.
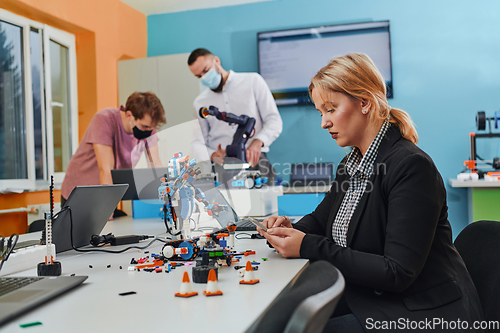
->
xmin=476 ymin=111 xmax=486 ymax=130
xmin=192 ymin=265 xmax=218 ymax=284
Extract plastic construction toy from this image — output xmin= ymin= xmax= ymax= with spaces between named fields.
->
xmin=37 ymin=176 xmax=61 ymax=277
xmin=159 ymin=222 xmax=239 ymax=283
xmin=161 ymin=232 xmax=235 ymax=267
xmin=230 ymin=170 xmax=268 ymax=189
xmin=158 ymin=152 xmax=228 ymax=239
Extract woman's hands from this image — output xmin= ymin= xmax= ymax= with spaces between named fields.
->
xmin=258 ymin=215 xmax=293 ymax=231
xmin=257 ymin=215 xmax=305 ymax=258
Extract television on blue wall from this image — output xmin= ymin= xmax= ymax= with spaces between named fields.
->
xmin=257 ymin=21 xmax=393 ymax=106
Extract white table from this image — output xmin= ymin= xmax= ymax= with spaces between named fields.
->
xmin=448 ymin=178 xmax=500 ymax=223
xmin=2 ymin=217 xmax=308 ymax=332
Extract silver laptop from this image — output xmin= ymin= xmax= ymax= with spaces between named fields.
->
xmin=0 ymin=275 xmax=87 ymax=326
xmin=193 ymin=181 xmax=261 ymax=231
xmin=53 ymin=184 xmax=128 ymax=252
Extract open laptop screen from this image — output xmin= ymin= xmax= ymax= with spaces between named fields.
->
xmin=111 ymin=168 xmax=169 ymax=200
xmin=53 ymin=184 xmax=128 ymax=252
xmin=192 ymin=180 xmax=240 ymax=230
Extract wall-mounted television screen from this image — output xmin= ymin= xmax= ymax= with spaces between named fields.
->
xmin=258 ymin=21 xmax=393 ymax=106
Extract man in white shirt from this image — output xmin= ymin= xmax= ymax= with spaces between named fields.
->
xmin=188 ymin=48 xmax=283 ymax=183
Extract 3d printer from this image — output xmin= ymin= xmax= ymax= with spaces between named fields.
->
xmin=462 ymin=111 xmax=500 ymax=180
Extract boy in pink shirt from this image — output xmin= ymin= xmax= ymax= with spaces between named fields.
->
xmin=61 ymin=92 xmax=166 ymax=213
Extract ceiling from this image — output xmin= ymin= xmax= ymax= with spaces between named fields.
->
xmin=120 ymin=0 xmax=272 ymax=16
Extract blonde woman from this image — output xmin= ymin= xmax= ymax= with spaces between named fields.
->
xmin=259 ymin=54 xmax=484 ymax=332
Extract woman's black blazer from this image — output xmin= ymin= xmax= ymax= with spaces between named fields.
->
xmin=295 ymin=124 xmax=484 ymax=331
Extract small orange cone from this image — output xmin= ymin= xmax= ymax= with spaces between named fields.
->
xmin=175 ymin=271 xmax=198 ymax=297
xmin=239 ymin=261 xmax=259 ymax=285
xmin=203 ymin=269 xmax=223 ymax=296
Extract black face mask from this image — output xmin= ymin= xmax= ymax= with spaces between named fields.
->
xmin=133 ymin=126 xmax=152 ymax=140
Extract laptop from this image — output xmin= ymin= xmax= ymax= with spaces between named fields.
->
xmin=0 ymin=275 xmax=87 ymax=326
xmin=52 ymin=184 xmax=128 ymax=252
xmin=111 ymin=168 xmax=169 ymax=200
xmin=193 ymin=181 xmax=265 ymax=231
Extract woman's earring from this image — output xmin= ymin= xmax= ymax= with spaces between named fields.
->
xmin=362 ymin=109 xmax=368 ymax=114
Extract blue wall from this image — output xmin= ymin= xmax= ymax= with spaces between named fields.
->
xmin=148 ymin=0 xmax=500 ymax=238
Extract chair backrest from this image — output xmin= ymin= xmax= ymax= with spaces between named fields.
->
xmin=454 ymin=220 xmax=500 ymax=322
xmin=27 ymin=219 xmax=45 ymax=233
xmin=246 ymin=260 xmax=345 ymax=333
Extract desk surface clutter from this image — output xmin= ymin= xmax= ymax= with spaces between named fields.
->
xmin=1 ymin=217 xmax=308 ymax=333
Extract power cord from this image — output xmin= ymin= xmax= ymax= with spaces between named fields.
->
xmin=41 ymin=207 xmax=70 ymax=244
xmin=0 ymin=233 xmax=19 ymax=273
xmin=90 ymin=233 xmax=153 ymax=247
xmin=0 ymin=236 xmax=5 ymax=258
xmin=90 ymin=233 xmax=115 ymax=247
xmin=235 ymin=232 xmax=253 ymax=239
xmin=67 ymin=206 xmax=167 ymax=253
xmin=235 ymin=232 xmax=265 ymax=240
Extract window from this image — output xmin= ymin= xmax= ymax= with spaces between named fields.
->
xmin=0 ymin=9 xmax=78 ymax=191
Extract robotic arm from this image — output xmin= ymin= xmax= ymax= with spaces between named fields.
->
xmin=199 ymin=106 xmax=256 ymax=162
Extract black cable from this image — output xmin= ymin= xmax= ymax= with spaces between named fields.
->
xmin=475 ymin=154 xmax=494 ymax=166
xmin=53 ymin=207 xmax=70 ymax=219
xmin=189 ymin=217 xmax=197 ymax=231
xmin=0 ymin=233 xmax=19 ymax=273
xmin=41 ymin=206 xmax=70 ymax=244
xmin=90 ymin=233 xmax=115 ymax=247
xmin=235 ymin=232 xmax=254 ymax=240
xmin=0 ymin=236 xmax=5 ymax=258
xmin=197 ymin=226 xmax=215 ymax=231
xmin=67 ymin=206 xmax=167 ymax=253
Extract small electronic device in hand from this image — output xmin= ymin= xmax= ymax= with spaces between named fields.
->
xmin=248 ymin=217 xmax=268 ymax=232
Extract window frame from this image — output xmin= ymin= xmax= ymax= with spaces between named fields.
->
xmin=0 ymin=8 xmax=78 ymax=191
xmin=43 ymin=25 xmax=78 ymax=185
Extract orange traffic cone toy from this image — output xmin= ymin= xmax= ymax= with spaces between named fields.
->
xmin=175 ymin=271 xmax=199 ymax=297
xmin=203 ymin=269 xmax=223 ymax=296
xmin=239 ymin=261 xmax=259 ymax=285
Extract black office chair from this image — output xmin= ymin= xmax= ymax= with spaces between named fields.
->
xmin=454 ymin=220 xmax=500 ymax=322
xmin=27 ymin=219 xmax=45 ymax=233
xmin=246 ymin=260 xmax=345 ymax=333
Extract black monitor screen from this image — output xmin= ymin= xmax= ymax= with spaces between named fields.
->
xmin=290 ymin=163 xmax=333 ymax=185
xmin=258 ymin=21 xmax=392 ymax=106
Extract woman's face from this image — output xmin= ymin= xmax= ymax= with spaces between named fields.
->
xmin=311 ymin=87 xmax=368 ymax=149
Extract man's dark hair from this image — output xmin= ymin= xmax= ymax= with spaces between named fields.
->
xmin=188 ymin=48 xmax=213 ymax=65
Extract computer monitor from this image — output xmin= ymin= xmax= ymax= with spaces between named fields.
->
xmin=289 ymin=163 xmax=334 ymax=187
xmin=258 ymin=20 xmax=392 ymax=106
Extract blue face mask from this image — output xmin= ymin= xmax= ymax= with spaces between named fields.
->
xmin=200 ymin=67 xmax=222 ymax=90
